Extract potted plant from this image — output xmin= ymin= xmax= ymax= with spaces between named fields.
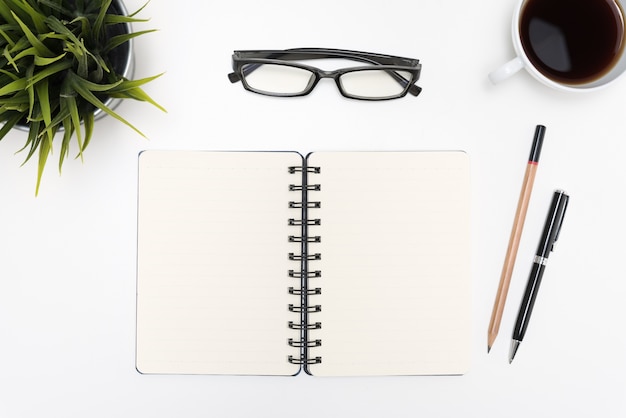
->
xmin=0 ymin=0 xmax=164 ymax=194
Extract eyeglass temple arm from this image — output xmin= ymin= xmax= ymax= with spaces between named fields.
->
xmin=407 ymin=83 xmax=422 ymax=96
xmin=282 ymin=48 xmax=417 ymax=66
xmin=228 ymin=71 xmax=243 ymax=83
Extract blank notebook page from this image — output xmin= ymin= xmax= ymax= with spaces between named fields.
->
xmin=136 ymin=151 xmax=301 ymax=376
xmin=305 ymin=151 xmax=471 ymax=376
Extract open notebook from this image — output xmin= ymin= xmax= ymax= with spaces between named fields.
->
xmin=136 ymin=151 xmax=471 ymax=376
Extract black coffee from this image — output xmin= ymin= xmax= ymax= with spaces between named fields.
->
xmin=520 ymin=0 xmax=625 ymax=85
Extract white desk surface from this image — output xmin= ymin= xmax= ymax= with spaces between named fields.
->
xmin=1 ymin=1 xmax=624 ymax=417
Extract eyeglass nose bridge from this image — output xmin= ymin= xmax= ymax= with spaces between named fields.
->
xmin=317 ymin=69 xmax=342 ymax=79
xmin=309 ymin=69 xmax=344 ymax=94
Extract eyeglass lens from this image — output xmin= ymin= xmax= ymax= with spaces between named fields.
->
xmin=243 ymin=64 xmax=314 ymax=95
xmin=339 ymin=70 xmax=412 ymax=99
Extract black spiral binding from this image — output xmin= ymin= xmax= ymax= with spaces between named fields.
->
xmin=287 ymin=162 xmax=322 ymax=366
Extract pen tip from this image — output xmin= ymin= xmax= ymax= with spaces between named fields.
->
xmin=509 ymin=340 xmax=520 ymax=363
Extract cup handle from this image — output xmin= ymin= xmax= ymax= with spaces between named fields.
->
xmin=489 ymin=57 xmax=524 ymax=84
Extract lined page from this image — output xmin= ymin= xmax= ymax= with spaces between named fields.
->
xmin=306 ymin=152 xmax=471 ymax=376
xmin=136 ymin=151 xmax=302 ymax=376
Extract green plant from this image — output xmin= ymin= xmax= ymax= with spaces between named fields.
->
xmin=0 ymin=0 xmax=164 ymax=193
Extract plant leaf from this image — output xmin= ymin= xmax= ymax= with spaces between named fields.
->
xmin=128 ymin=1 xmax=151 ymax=18
xmin=10 ymin=45 xmax=37 ymax=61
xmin=34 ymin=52 xmax=66 ymax=66
xmin=107 ymin=73 xmax=163 ymax=91
xmin=44 ymin=15 xmax=82 ymax=47
xmin=26 ymin=59 xmax=72 ymax=88
xmin=0 ymin=112 xmax=22 ymax=141
xmin=0 ymin=68 xmax=20 ymax=79
xmin=0 ymin=77 xmax=27 ymax=95
xmin=69 ymin=15 xmax=90 ymax=37
xmin=81 ymin=108 xmax=94 ymax=153
xmin=36 ymin=130 xmax=53 ymax=196
xmin=88 ymin=52 xmax=109 ymax=80
xmin=93 ymin=0 xmax=113 ymax=41
xmin=11 ymin=11 xmax=54 ymax=57
xmin=35 ymin=78 xmax=51 ymax=126
xmin=11 ymin=0 xmax=48 ymax=34
xmin=0 ymin=25 xmax=19 ymax=47
xmin=0 ymin=95 xmax=29 ymax=110
xmin=104 ymin=14 xmax=149 ymax=24
xmin=37 ymin=0 xmax=71 ymax=17
xmin=56 ymin=96 xmax=73 ymax=172
xmin=75 ymin=76 xmax=124 ymax=92
xmin=104 ymin=29 xmax=157 ymax=53
xmin=70 ymin=74 xmax=145 ymax=138
xmin=25 ymin=63 xmax=35 ymax=119
xmin=58 ymin=103 xmax=73 ymax=173
xmin=0 ymin=1 xmax=18 ymax=26
xmin=109 ymin=85 xmax=166 ymax=113
xmin=60 ymin=80 xmax=84 ymax=161
xmin=19 ymin=118 xmax=41 ymax=163
xmin=2 ymin=45 xmax=19 ymax=71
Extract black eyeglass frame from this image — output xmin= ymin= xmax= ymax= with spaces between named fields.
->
xmin=228 ymin=48 xmax=422 ymax=101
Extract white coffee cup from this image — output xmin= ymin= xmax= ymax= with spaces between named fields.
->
xmin=489 ymin=0 xmax=626 ymax=92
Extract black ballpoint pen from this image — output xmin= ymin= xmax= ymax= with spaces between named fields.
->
xmin=509 ymin=190 xmax=569 ymax=363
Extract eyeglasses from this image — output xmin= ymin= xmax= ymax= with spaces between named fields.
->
xmin=228 ymin=48 xmax=422 ymax=101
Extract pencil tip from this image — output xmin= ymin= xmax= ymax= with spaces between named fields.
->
xmin=487 ymin=345 xmax=491 ymax=354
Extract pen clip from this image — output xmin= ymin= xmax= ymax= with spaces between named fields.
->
xmin=551 ymin=191 xmax=569 ymax=251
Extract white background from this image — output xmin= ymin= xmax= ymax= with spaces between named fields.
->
xmin=1 ymin=0 xmax=625 ymax=416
